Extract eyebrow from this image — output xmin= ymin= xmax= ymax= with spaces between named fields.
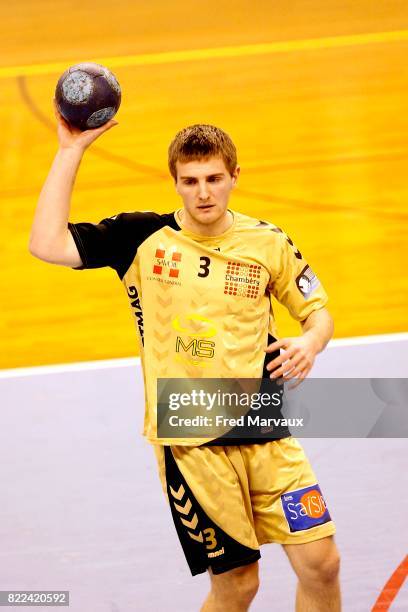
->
xmin=179 ymin=173 xmax=225 ymax=179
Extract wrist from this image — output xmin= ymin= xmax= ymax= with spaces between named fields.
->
xmin=57 ymin=145 xmax=85 ymax=158
xmin=303 ymin=330 xmax=323 ymax=354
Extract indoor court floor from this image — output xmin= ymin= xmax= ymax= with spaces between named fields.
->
xmin=1 ymin=337 xmax=407 ymax=611
xmin=1 ymin=0 xmax=407 ymax=367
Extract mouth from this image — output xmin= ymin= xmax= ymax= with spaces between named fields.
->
xmin=197 ymin=204 xmax=215 ymax=210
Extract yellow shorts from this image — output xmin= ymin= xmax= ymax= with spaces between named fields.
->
xmin=154 ymin=437 xmax=336 ymax=575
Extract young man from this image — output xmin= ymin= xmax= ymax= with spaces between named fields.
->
xmin=30 ymin=112 xmax=341 ymax=611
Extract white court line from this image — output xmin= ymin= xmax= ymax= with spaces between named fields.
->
xmin=329 ymin=332 xmax=408 ymax=347
xmin=0 ymin=333 xmax=406 ymax=379
xmin=0 ymin=357 xmax=140 ymax=379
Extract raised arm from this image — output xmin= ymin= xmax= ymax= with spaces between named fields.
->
xmin=29 ymin=103 xmax=118 ymax=267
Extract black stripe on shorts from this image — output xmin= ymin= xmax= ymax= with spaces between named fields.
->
xmin=164 ymin=446 xmax=260 ymax=576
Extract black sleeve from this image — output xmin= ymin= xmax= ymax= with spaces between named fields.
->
xmin=68 ymin=211 xmax=177 ymax=279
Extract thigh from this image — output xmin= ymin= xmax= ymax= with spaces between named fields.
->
xmin=283 ymin=536 xmax=340 ymax=582
xmin=242 ymin=437 xmax=336 ymax=545
xmin=153 ymin=444 xmax=261 ymax=576
xmin=208 ymin=560 xmax=260 ymax=596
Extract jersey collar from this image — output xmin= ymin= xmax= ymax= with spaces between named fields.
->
xmin=174 ymin=209 xmax=236 ymax=240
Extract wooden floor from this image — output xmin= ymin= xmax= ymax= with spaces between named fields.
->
xmin=1 ymin=0 xmax=407 ymax=368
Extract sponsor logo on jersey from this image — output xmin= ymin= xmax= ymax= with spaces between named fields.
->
xmin=281 ymin=484 xmax=331 ymax=533
xmin=172 ymin=314 xmax=217 ymax=364
xmin=153 ymin=248 xmax=182 ymax=278
xmin=146 ymin=247 xmax=182 ymax=286
xmin=127 ymin=285 xmax=144 ymax=344
xmin=296 ymin=265 xmax=320 ymax=298
xmin=224 ymin=261 xmax=261 ymax=299
xmin=172 ymin=314 xmax=217 ymax=338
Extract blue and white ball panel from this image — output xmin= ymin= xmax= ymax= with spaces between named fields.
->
xmin=62 ymin=70 xmax=93 ymax=104
xmin=86 ymin=107 xmax=116 ymax=128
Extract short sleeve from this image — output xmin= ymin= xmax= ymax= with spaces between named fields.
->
xmin=268 ymin=230 xmax=328 ymax=321
xmin=68 ymin=211 xmax=177 ymax=279
xmin=68 ymin=215 xmax=122 ymax=271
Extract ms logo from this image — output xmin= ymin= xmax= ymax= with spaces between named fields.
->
xmin=172 ymin=314 xmax=217 ymax=360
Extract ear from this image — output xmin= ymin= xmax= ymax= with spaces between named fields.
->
xmin=231 ymin=165 xmax=240 ymax=186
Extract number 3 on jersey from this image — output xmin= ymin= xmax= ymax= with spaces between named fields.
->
xmin=198 ymin=256 xmax=211 ymax=278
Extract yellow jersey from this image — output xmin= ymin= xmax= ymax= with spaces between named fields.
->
xmin=69 ymin=209 xmax=328 ymax=445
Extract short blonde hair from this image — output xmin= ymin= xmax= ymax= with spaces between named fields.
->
xmin=168 ymin=124 xmax=238 ymax=180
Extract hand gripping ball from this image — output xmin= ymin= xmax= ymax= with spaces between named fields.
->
xmin=55 ymin=62 xmax=121 ymax=130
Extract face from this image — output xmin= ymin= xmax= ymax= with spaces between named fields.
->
xmin=175 ymin=156 xmax=240 ymax=232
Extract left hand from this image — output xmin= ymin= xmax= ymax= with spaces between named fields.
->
xmin=265 ymin=335 xmax=320 ymax=387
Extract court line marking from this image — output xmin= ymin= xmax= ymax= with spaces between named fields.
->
xmin=17 ymin=75 xmax=168 ymax=179
xmin=13 ymin=46 xmax=408 ymax=223
xmin=0 ymin=333 xmax=406 ymax=378
xmin=0 ymin=357 xmax=141 ymax=378
xmin=372 ymin=555 xmax=408 ymax=611
xmin=16 ymin=74 xmax=408 ymax=223
xmin=2 ymin=29 xmax=408 ymax=79
xmin=323 ymin=332 xmax=408 ymax=347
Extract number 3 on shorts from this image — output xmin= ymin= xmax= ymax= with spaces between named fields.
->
xmin=203 ymin=527 xmax=217 ymax=550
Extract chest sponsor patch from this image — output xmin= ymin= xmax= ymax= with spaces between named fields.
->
xmin=224 ymin=261 xmax=261 ymax=299
xmin=153 ymin=247 xmax=182 ymax=278
xmin=281 ymin=484 xmax=331 ymax=532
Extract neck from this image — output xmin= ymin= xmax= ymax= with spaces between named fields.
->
xmin=179 ymin=209 xmax=233 ymax=236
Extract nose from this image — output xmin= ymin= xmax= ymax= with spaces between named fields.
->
xmin=198 ymin=180 xmax=210 ymax=201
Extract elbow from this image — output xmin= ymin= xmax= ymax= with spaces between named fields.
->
xmin=28 ymin=237 xmax=40 ymax=259
xmin=28 ymin=237 xmax=42 ymax=259
xmin=28 ymin=237 xmax=52 ymax=262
